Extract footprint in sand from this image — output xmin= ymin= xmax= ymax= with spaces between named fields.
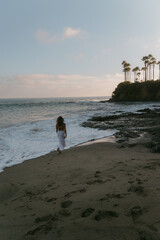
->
xmin=136 ymin=178 xmax=143 ymax=185
xmin=26 ymin=214 xmax=58 ymax=236
xmin=61 ymin=200 xmax=72 ymax=208
xmin=64 ymin=188 xmax=86 ymax=198
xmin=45 ymin=197 xmax=57 ymax=203
xmin=108 ymin=175 xmax=116 ymax=179
xmin=118 ymin=161 xmax=123 ymax=164
xmin=128 ymin=180 xmax=134 ymax=184
xmin=81 ymin=208 xmax=95 ymax=217
xmin=113 ymin=204 xmax=119 ymax=207
xmin=126 ymin=173 xmax=133 ymax=177
xmin=86 ymin=179 xmax=104 ymax=185
xmin=86 ymin=171 xmax=108 ymax=185
xmin=26 ymin=223 xmax=53 ymax=236
xmin=128 ymin=185 xmax=145 ymax=195
xmin=35 ymin=214 xmax=58 ymax=223
xmin=59 ymin=209 xmax=71 ymax=217
xmin=126 ymin=206 xmax=146 ymax=221
xmin=94 ymin=210 xmax=119 ymax=221
xmin=99 ymin=193 xmax=125 ymax=202
xmin=94 ymin=171 xmax=101 ymax=178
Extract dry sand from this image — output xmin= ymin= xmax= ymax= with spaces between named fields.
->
xmin=0 ymin=141 xmax=160 ymax=240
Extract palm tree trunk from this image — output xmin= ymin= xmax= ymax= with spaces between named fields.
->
xmin=135 ymin=72 xmax=137 ymax=82
xmin=145 ymin=63 xmax=147 ymax=82
xmin=149 ymin=65 xmax=151 ymax=80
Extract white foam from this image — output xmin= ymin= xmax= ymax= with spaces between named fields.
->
xmin=0 ymin=116 xmax=115 ymax=172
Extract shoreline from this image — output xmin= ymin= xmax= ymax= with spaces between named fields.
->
xmin=0 ymin=134 xmax=116 ymax=174
xmin=0 ymin=139 xmax=160 ymax=239
xmin=75 ymin=135 xmax=116 ymax=147
xmin=1 ymin=131 xmax=150 ymax=174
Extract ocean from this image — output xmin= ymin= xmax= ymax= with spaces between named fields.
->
xmin=0 ymin=96 xmax=160 ymax=172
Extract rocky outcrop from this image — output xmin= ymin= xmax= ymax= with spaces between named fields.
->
xmin=82 ymin=108 xmax=160 ymax=152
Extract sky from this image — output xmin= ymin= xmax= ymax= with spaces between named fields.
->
xmin=1 ymin=0 xmax=160 ymax=98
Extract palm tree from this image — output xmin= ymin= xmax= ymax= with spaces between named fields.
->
xmin=148 ymin=54 xmax=153 ymax=59
xmin=126 ymin=66 xmax=131 ymax=81
xmin=141 ymin=67 xmax=146 ymax=81
xmin=157 ymin=61 xmax=160 ymax=80
xmin=122 ymin=61 xmax=131 ymax=82
xmin=151 ymin=57 xmax=156 ymax=80
xmin=132 ymin=67 xmax=137 ymax=82
xmin=123 ymin=66 xmax=131 ymax=82
xmin=142 ymin=56 xmax=149 ymax=81
xmin=132 ymin=67 xmax=140 ymax=82
xmin=148 ymin=54 xmax=153 ymax=80
xmin=148 ymin=62 xmax=152 ymax=80
xmin=137 ymin=71 xmax=141 ymax=81
xmin=122 ymin=61 xmax=127 ymax=82
xmin=122 ymin=60 xmax=127 ymax=66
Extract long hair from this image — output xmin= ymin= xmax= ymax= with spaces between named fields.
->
xmin=57 ymin=116 xmax=64 ymax=126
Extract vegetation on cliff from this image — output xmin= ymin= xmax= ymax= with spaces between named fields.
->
xmin=122 ymin=54 xmax=160 ymax=82
xmin=110 ymin=80 xmax=160 ymax=101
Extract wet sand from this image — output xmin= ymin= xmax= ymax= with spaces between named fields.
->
xmin=0 ymin=141 xmax=160 ymax=240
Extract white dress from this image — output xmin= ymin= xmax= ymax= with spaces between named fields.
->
xmin=57 ymin=130 xmax=66 ymax=151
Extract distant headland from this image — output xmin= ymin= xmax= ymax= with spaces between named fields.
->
xmin=110 ymin=80 xmax=160 ymax=102
xmin=110 ymin=54 xmax=160 ymax=102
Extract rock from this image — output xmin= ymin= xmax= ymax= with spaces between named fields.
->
xmin=81 ymin=108 xmax=160 ymax=151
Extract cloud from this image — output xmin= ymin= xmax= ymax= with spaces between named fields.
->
xmin=0 ymin=73 xmax=123 ymax=98
xmin=62 ymin=27 xmax=83 ymax=40
xmin=57 ymin=74 xmax=95 ymax=81
xmin=36 ymin=27 xmax=84 ymax=43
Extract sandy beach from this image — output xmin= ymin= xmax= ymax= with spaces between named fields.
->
xmin=0 ymin=139 xmax=160 ymax=240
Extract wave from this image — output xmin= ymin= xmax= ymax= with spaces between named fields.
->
xmin=0 ymin=97 xmax=108 ymax=109
xmin=0 ymin=101 xmax=77 ymax=108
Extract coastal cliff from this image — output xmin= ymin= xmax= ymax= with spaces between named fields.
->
xmin=110 ymin=80 xmax=160 ymax=102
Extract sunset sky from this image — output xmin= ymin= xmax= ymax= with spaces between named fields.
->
xmin=1 ymin=0 xmax=160 ymax=98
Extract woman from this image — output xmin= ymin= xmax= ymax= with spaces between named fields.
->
xmin=56 ymin=116 xmax=67 ymax=153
